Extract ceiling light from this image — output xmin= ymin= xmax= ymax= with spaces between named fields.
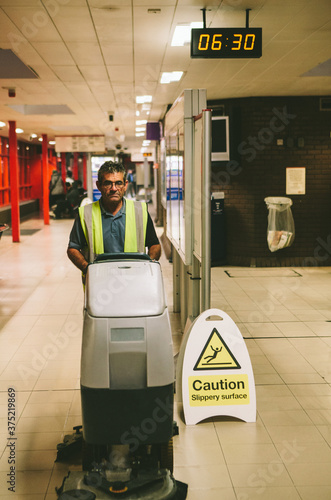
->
xmin=135 ymin=127 xmax=145 ymax=132
xmin=142 ymin=140 xmax=151 ymax=146
xmin=136 ymin=95 xmax=152 ymax=104
xmin=49 ymin=140 xmax=56 ymax=145
xmin=30 ymin=133 xmax=38 ymax=139
xmin=171 ymin=22 xmax=203 ymax=46
xmin=142 ymin=103 xmax=151 ymax=111
xmin=161 ymin=71 xmax=184 ymax=84
xmin=0 ymin=121 xmax=6 ymax=127
xmin=38 ymin=137 xmax=43 ymax=141
xmin=136 ymin=110 xmax=140 ymax=116
xmin=135 ymin=132 xmax=145 ymax=137
xmin=136 ymin=120 xmax=147 ymax=126
xmin=15 ymin=128 xmax=24 ymax=133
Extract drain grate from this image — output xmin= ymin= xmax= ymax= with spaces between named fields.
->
xmin=225 ymin=269 xmax=302 ymax=278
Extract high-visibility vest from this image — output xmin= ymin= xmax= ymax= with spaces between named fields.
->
xmin=79 ymin=198 xmax=148 ymax=263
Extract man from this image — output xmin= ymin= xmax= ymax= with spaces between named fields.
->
xmin=67 ymin=161 xmax=161 ymax=277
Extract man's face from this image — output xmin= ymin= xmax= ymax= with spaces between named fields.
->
xmin=96 ymin=171 xmax=128 ymax=204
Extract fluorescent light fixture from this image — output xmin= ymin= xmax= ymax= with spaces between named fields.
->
xmin=38 ymin=137 xmax=43 ymax=141
xmin=171 ymin=22 xmax=203 ymax=46
xmin=142 ymin=103 xmax=151 ymax=111
xmin=161 ymin=71 xmax=183 ymax=84
xmin=136 ymin=95 xmax=152 ymax=104
xmin=15 ymin=128 xmax=24 ymax=133
xmin=142 ymin=141 xmax=151 ymax=147
xmin=49 ymin=140 xmax=56 ymax=145
xmin=136 ymin=110 xmax=140 ymax=116
xmin=135 ymin=127 xmax=145 ymax=132
xmin=30 ymin=133 xmax=38 ymax=138
xmin=136 ymin=120 xmax=147 ymax=126
xmin=136 ymin=132 xmax=145 ymax=137
xmin=0 ymin=121 xmax=6 ymax=127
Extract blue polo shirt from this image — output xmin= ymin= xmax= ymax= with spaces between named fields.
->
xmin=68 ymin=198 xmax=159 ymax=253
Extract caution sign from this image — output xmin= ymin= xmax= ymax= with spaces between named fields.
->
xmin=194 ymin=328 xmax=240 ymax=370
xmin=189 ymin=374 xmax=249 ymax=406
xmin=176 ymin=308 xmax=256 ymax=424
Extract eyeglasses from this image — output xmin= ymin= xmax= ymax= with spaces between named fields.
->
xmin=103 ymin=180 xmax=125 ymax=188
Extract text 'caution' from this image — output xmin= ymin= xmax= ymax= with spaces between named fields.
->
xmin=189 ymin=374 xmax=249 ymax=406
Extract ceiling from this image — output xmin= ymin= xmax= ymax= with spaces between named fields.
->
xmin=0 ymin=0 xmax=330 ymax=158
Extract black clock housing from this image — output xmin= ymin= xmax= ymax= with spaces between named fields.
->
xmin=191 ymin=28 xmax=262 ymax=59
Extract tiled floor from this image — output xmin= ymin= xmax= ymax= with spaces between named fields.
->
xmin=0 ymin=216 xmax=331 ymax=499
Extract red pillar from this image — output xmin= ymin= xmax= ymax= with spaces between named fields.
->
xmin=61 ymin=153 xmax=66 ymax=192
xmin=73 ymin=152 xmax=78 ymax=180
xmin=42 ymin=134 xmax=50 ymax=225
xmin=83 ymin=153 xmax=87 ymax=190
xmin=9 ymin=121 xmax=20 ymax=242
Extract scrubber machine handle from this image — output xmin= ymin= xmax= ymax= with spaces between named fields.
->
xmin=94 ymin=252 xmax=152 ymax=263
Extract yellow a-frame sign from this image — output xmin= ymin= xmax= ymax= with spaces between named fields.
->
xmin=176 ymin=308 xmax=256 ymax=424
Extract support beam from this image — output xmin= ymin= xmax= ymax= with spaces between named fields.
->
xmin=42 ymin=134 xmax=49 ymax=225
xmin=8 ymin=121 xmax=20 ymax=242
xmin=73 ymin=152 xmax=78 ymax=180
xmin=61 ymin=152 xmax=66 ymax=191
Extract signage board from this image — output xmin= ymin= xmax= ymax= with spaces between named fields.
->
xmin=177 ymin=308 xmax=256 ymax=424
xmin=55 ymin=135 xmax=105 ymax=153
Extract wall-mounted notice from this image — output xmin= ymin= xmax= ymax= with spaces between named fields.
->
xmin=176 ymin=308 xmax=256 ymax=424
xmin=286 ymin=167 xmax=306 ymax=195
xmin=55 ymin=135 xmax=105 ymax=153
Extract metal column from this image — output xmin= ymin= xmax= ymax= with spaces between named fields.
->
xmin=201 ymin=109 xmax=212 ymax=311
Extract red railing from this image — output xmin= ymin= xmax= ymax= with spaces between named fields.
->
xmin=0 ymin=136 xmax=34 ymax=207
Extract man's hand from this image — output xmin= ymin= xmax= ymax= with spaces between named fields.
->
xmin=148 ymin=244 xmax=161 ymax=261
xmin=67 ymin=247 xmax=89 ymax=272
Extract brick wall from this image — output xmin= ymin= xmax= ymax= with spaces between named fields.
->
xmin=208 ymin=96 xmax=331 ymax=267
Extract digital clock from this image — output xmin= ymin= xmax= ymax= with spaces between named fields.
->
xmin=191 ymin=27 xmax=262 ymax=59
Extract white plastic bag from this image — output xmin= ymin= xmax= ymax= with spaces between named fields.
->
xmin=264 ymin=197 xmax=295 ymax=252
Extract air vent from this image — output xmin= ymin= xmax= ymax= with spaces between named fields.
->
xmin=320 ymin=97 xmax=331 ymax=111
xmin=0 ymin=49 xmax=38 ymax=79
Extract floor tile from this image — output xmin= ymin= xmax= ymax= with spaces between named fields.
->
xmin=228 ymin=462 xmax=293 ymax=487
xmin=286 ymin=462 xmax=331 ymax=485
xmin=234 ymin=486 xmax=302 ymax=500
xmin=297 ymin=486 xmax=331 ymax=500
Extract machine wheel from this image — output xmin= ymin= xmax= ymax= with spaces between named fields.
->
xmin=159 ymin=438 xmax=173 ymax=473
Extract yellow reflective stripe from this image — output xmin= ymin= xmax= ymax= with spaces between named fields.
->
xmin=124 ymin=199 xmax=137 ymax=252
xmin=124 ymin=199 xmax=148 ymax=252
xmin=142 ymin=202 xmax=147 ymax=240
xmin=91 ymin=201 xmax=104 ymax=255
xmin=79 ymin=205 xmax=88 ymax=242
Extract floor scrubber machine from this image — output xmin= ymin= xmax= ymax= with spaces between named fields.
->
xmin=57 ymin=253 xmax=187 ymax=500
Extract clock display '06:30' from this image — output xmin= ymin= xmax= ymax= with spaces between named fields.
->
xmin=191 ymin=28 xmax=262 ymax=59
